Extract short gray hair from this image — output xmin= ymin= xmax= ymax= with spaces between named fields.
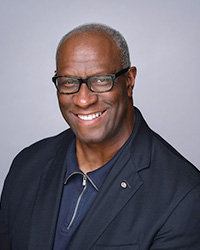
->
xmin=56 ymin=23 xmax=131 ymax=68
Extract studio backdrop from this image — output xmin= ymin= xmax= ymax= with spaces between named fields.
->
xmin=0 ymin=0 xmax=199 ymax=192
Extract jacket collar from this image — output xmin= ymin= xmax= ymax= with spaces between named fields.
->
xmin=128 ymin=107 xmax=152 ymax=171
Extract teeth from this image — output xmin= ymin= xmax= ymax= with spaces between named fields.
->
xmin=78 ymin=112 xmax=102 ymax=121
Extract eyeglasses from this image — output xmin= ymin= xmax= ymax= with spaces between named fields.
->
xmin=52 ymin=67 xmax=129 ymax=94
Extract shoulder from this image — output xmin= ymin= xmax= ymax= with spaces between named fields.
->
xmin=22 ymin=128 xmax=73 ymax=151
xmin=13 ymin=128 xmax=74 ymax=162
xmin=143 ymin=128 xmax=200 ymax=210
xmin=134 ymin=107 xmax=199 ymax=181
xmin=133 ymin=107 xmax=200 ymax=203
xmin=151 ymin=130 xmax=199 ymax=178
xmin=4 ymin=129 xmax=74 ymax=184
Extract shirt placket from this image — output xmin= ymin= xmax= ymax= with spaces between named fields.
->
xmin=66 ymin=174 xmax=87 ymax=230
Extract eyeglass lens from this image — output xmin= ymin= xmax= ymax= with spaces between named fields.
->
xmin=56 ymin=74 xmax=113 ymax=93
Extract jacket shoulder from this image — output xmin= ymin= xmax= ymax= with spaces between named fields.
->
xmin=148 ymin=130 xmax=200 ymax=194
xmin=152 ymin=130 xmax=199 ymax=172
xmin=13 ymin=128 xmax=73 ymax=161
xmin=3 ymin=129 xmax=74 ymax=188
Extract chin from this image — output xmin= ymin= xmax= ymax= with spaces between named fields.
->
xmin=76 ymin=132 xmax=108 ymax=145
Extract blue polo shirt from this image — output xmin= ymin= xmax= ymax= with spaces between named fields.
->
xmin=53 ymin=114 xmax=137 ymax=250
xmin=53 ymin=139 xmax=121 ymax=250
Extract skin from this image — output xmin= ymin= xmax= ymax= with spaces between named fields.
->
xmin=56 ymin=32 xmax=137 ymax=173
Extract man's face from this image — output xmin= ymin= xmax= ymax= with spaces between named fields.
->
xmin=56 ymin=32 xmax=135 ymax=146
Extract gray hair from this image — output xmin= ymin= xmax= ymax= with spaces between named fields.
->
xmin=56 ymin=23 xmax=131 ymax=68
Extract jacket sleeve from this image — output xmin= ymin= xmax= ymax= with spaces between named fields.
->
xmin=150 ymin=185 xmax=200 ymax=250
xmin=0 ymin=175 xmax=11 ymax=250
xmin=0 ymin=150 xmax=21 ymax=250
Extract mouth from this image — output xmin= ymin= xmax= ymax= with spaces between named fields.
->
xmin=77 ymin=111 xmax=104 ymax=121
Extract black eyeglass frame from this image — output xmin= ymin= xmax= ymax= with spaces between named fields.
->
xmin=52 ymin=67 xmax=129 ymax=94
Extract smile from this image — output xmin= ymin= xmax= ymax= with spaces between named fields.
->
xmin=77 ymin=112 xmax=103 ymax=121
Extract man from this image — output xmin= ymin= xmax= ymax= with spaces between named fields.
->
xmin=0 ymin=23 xmax=200 ymax=250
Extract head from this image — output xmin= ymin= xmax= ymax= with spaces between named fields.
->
xmin=56 ymin=23 xmax=131 ymax=69
xmin=54 ymin=23 xmax=137 ymax=147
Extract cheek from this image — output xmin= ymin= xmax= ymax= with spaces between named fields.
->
xmin=57 ymin=94 xmax=71 ymax=118
xmin=113 ymin=88 xmax=130 ymax=121
xmin=107 ymin=84 xmax=129 ymax=110
xmin=58 ymin=93 xmax=70 ymax=108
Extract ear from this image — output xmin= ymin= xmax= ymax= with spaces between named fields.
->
xmin=126 ymin=66 xmax=137 ymax=97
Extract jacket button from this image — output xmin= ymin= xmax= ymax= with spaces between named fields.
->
xmin=121 ymin=181 xmax=127 ymax=188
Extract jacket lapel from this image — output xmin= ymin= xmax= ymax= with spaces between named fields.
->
xmin=28 ymin=131 xmax=74 ymax=250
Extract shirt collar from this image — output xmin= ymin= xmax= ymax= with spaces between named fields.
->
xmin=64 ymin=139 xmax=113 ymax=191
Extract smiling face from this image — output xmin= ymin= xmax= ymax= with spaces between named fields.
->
xmin=56 ymin=32 xmax=136 ymax=147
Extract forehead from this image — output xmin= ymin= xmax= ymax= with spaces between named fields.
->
xmin=56 ymin=32 xmax=121 ymax=71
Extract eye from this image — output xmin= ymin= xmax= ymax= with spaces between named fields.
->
xmin=65 ymin=79 xmax=74 ymax=84
xmin=97 ymin=78 xmax=109 ymax=83
xmin=58 ymin=77 xmax=79 ymax=86
xmin=92 ymin=76 xmax=112 ymax=85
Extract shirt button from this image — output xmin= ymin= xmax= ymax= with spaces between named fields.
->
xmin=121 ymin=181 xmax=127 ymax=188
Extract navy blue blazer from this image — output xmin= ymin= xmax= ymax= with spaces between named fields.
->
xmin=1 ymin=108 xmax=200 ymax=250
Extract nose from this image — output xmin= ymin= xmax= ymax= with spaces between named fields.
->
xmin=73 ymin=83 xmax=98 ymax=108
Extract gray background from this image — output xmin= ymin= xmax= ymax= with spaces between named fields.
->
xmin=0 ymin=0 xmax=199 ymax=192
